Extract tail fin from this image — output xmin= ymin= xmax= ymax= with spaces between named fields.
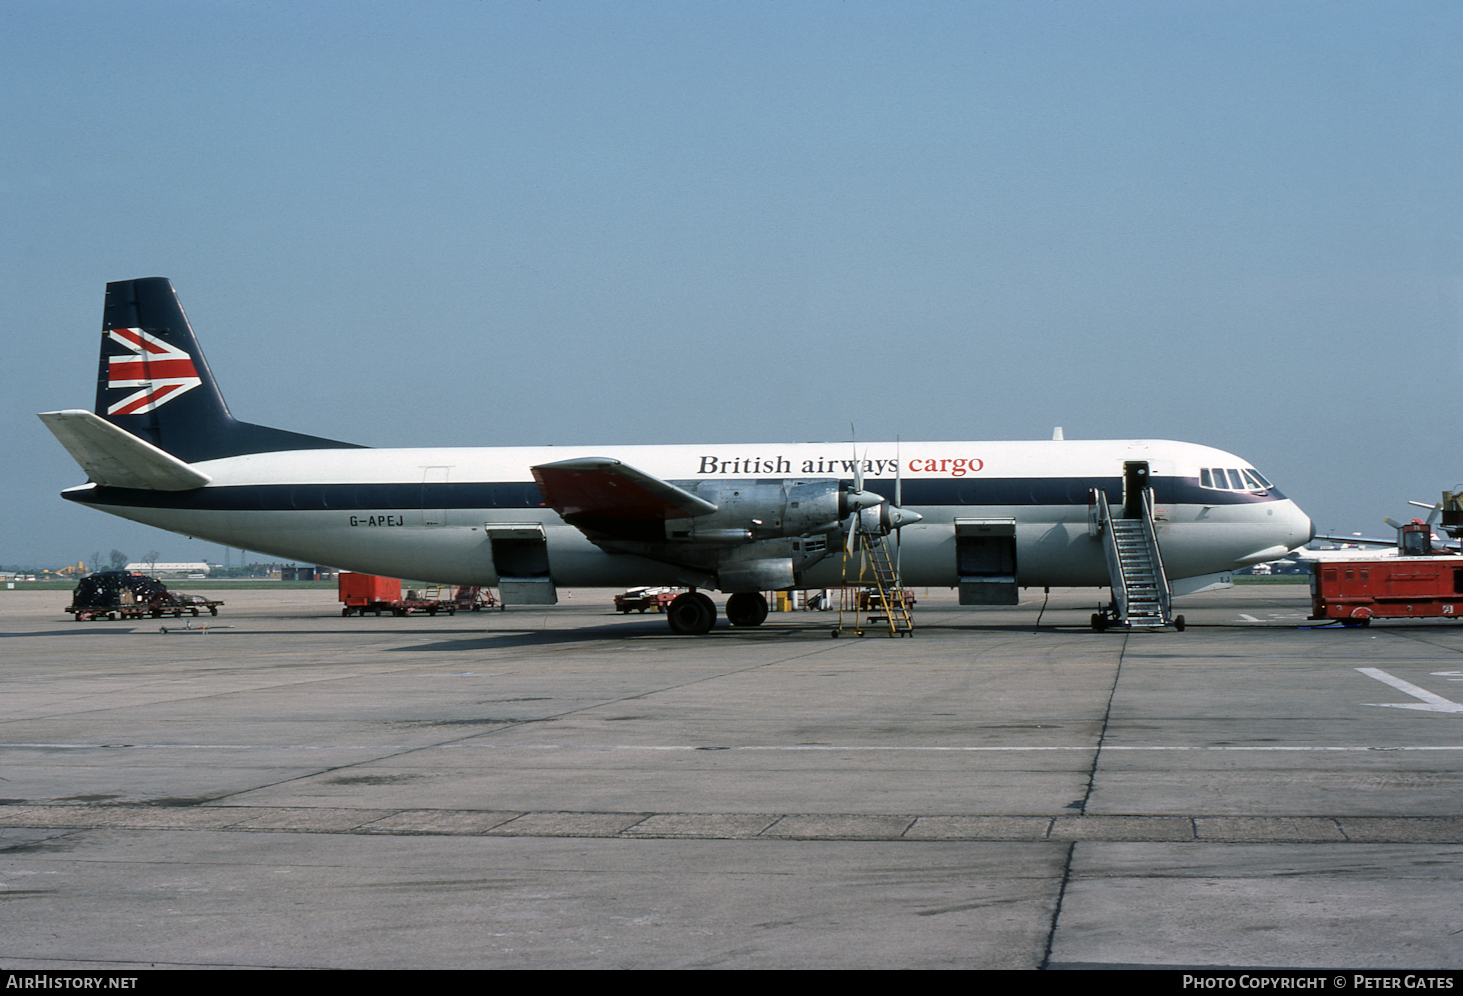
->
xmin=95 ymin=278 xmax=362 ymax=462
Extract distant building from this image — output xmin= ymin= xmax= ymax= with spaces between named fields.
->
xmin=122 ymin=562 xmax=210 ymax=576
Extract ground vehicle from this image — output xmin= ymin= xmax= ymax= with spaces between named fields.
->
xmin=614 ymin=587 xmax=681 ymax=613
xmin=1310 ymin=557 xmax=1463 ymax=625
xmin=66 ymin=571 xmax=223 ymax=621
xmin=454 ymin=586 xmax=499 ymax=611
xmin=338 ymin=573 xmax=459 ymax=616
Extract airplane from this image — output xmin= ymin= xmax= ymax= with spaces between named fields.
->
xmin=39 ymin=278 xmax=1315 ymax=634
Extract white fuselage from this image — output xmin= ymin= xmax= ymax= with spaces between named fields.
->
xmin=65 ymin=437 xmax=1311 ymax=590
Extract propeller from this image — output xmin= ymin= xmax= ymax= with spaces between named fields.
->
xmin=1407 ymin=500 xmax=1443 ymax=529
xmin=895 ymin=436 xmax=903 ymax=574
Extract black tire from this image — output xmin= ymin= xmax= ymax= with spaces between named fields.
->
xmin=342 ymin=607 xmax=351 ymax=617
xmin=1174 ymin=615 xmax=1186 ymax=632
xmin=666 ymin=593 xmax=715 ymax=635
xmin=1091 ymin=612 xmax=1108 ymax=632
xmin=726 ymin=592 xmax=770 ymax=627
xmin=209 ymin=607 xmax=218 ymax=616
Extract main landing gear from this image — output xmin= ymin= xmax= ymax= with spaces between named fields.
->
xmin=725 ymin=591 xmax=770 ymax=628
xmin=666 ymin=592 xmax=717 ymax=635
xmin=665 ymin=591 xmax=771 ymax=634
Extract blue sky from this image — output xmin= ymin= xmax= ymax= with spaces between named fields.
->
xmin=5 ymin=1 xmax=1461 ymax=566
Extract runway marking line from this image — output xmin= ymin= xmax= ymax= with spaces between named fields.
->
xmin=3 ymin=742 xmax=1461 ymax=752
xmin=1358 ymin=667 xmax=1463 ymax=715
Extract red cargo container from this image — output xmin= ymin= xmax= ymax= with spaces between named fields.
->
xmin=338 ymin=573 xmax=402 ymax=616
xmin=1310 ymin=558 xmax=1463 ymax=625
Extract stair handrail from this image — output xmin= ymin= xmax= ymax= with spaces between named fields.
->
xmin=1092 ymin=487 xmax=1130 ymax=621
xmin=1139 ymin=489 xmax=1173 ymax=624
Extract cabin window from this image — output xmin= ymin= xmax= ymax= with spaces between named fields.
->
xmin=1200 ymin=469 xmax=1213 ymax=488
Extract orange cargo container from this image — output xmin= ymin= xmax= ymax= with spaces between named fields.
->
xmin=1310 ymin=558 xmax=1463 ymax=625
xmin=338 ymin=573 xmax=401 ymax=607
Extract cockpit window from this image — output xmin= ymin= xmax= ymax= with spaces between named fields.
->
xmin=1201 ymin=467 xmax=1272 ymax=493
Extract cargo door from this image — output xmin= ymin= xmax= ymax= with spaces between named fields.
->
xmin=955 ymin=517 xmax=1018 ymax=605
xmin=485 ymin=523 xmax=557 ymax=604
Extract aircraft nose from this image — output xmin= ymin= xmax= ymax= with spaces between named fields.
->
xmin=1289 ymin=501 xmax=1315 ymax=549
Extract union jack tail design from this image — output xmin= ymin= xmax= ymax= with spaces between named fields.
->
xmin=92 ymin=277 xmax=360 ymax=463
xmin=105 ymin=327 xmax=203 ymax=416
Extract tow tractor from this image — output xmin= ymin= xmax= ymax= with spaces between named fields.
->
xmin=1310 ymin=496 xmax=1463 ymax=625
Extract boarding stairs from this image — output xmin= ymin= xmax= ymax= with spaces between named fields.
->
xmin=1091 ymin=488 xmax=1181 ymax=631
xmin=836 ymin=530 xmax=915 ymax=637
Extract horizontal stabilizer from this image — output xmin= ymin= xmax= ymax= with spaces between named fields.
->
xmin=532 ymin=457 xmax=717 ymax=521
xmin=38 ymin=409 xmax=211 ymax=491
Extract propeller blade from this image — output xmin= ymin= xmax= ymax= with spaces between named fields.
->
xmin=895 ymin=436 xmax=902 ymax=573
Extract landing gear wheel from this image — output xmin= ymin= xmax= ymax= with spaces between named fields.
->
xmin=1091 ymin=612 xmax=1109 ymax=632
xmin=667 ymin=592 xmax=716 ymax=635
xmin=725 ymin=592 xmax=769 ymax=627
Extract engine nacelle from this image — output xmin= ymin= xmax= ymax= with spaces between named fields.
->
xmin=663 ymin=479 xmax=882 ymax=543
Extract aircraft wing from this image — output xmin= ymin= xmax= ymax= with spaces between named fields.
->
xmin=531 ymin=457 xmax=718 ymax=521
xmin=38 ymin=409 xmax=212 ymax=491
xmin=1313 ymin=533 xmax=1394 ymax=547
xmin=1311 ymin=532 xmax=1459 ymax=553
